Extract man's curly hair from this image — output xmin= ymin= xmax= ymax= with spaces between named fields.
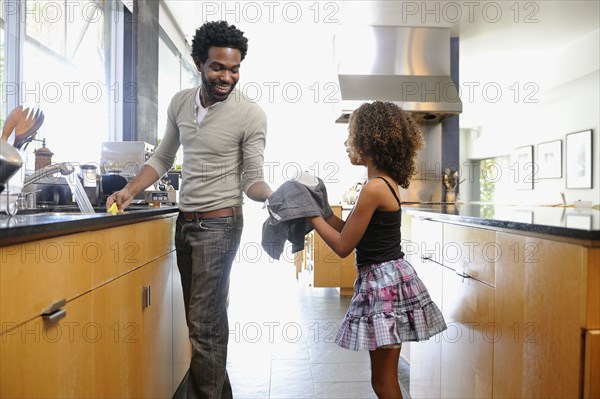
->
xmin=349 ymin=101 xmax=424 ymax=189
xmin=191 ymin=21 xmax=248 ymax=64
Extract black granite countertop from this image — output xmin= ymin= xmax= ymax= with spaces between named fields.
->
xmin=0 ymin=205 xmax=180 ymax=246
xmin=401 ymin=203 xmax=600 ymax=241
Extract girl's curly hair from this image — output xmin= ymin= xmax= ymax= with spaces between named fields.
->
xmin=191 ymin=21 xmax=248 ymax=64
xmin=349 ymin=101 xmax=424 ymax=188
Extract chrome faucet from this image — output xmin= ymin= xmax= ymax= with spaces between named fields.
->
xmin=17 ymin=162 xmax=76 ymax=210
xmin=23 ymin=162 xmax=75 ymax=186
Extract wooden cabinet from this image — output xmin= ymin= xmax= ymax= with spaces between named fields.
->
xmin=0 ymin=231 xmax=93 ymax=335
xmin=410 ymin=218 xmax=495 ymax=399
xmin=92 ymin=268 xmax=144 ymax=398
xmin=310 ymin=227 xmax=343 ymax=287
xmin=584 ymin=329 xmax=600 ymax=398
xmin=409 ymin=217 xmax=443 ymax=399
xmin=0 ymin=215 xmax=190 ymax=398
xmin=443 ymin=223 xmax=496 ymax=286
xmin=439 ymin=223 xmax=496 ymax=399
xmin=441 ymin=267 xmax=494 ymax=399
xmin=297 ymin=205 xmax=356 ymax=294
xmin=0 ymin=292 xmax=94 ymax=398
xmin=405 ymin=214 xmax=600 ymax=399
xmin=142 ymin=252 xmax=177 ymax=398
xmin=494 ymin=232 xmax=588 ymax=398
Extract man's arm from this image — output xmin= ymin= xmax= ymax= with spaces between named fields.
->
xmin=246 ymin=180 xmax=272 ymax=202
xmin=106 ymin=165 xmax=160 ymax=211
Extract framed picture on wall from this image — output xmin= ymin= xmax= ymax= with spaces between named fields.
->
xmin=537 ymin=140 xmax=562 ymax=179
xmin=511 ymin=145 xmax=534 ymax=190
xmin=566 ymin=129 xmax=593 ymax=189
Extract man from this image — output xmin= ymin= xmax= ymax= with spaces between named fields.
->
xmin=108 ymin=21 xmax=272 ymax=398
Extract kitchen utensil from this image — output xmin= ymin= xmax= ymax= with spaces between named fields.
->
xmin=12 ymin=107 xmax=35 ymax=143
xmin=14 ymin=109 xmax=44 ymax=149
xmin=0 ymin=141 xmax=24 ymax=194
xmin=1 ymin=105 xmax=24 ymax=141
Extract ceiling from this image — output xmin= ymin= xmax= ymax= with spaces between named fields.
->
xmin=163 ymin=0 xmax=600 ymax=52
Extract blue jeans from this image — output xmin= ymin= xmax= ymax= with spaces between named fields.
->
xmin=175 ymin=211 xmax=243 ymax=399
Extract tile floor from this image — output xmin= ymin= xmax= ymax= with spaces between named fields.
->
xmin=225 ymin=217 xmax=411 ymax=399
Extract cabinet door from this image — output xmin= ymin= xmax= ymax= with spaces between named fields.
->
xmin=90 ymin=216 xmax=176 ymax=288
xmin=409 ymin=218 xmax=443 ymax=399
xmin=409 ymin=259 xmax=444 ymax=399
xmin=442 ymin=223 xmax=496 ymax=286
xmin=441 ymin=267 xmax=494 ymax=399
xmin=494 ymin=232 xmax=586 ymax=398
xmin=91 ymin=268 xmax=144 ymax=398
xmin=0 ymin=293 xmax=94 ymax=398
xmin=312 ymin=230 xmax=342 ymax=287
xmin=312 ymin=205 xmax=356 ymax=290
xmin=584 ymin=329 xmax=600 ymax=399
xmin=142 ymin=252 xmax=174 ymax=398
xmin=0 ymin=231 xmax=92 ymax=334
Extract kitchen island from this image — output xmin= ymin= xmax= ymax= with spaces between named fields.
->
xmin=400 ymin=203 xmax=599 ymax=399
xmin=0 ymin=205 xmax=191 ymax=398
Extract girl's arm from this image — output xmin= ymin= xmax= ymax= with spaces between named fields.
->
xmin=324 ymin=213 xmax=345 ymax=232
xmin=309 ymin=182 xmax=381 ymax=258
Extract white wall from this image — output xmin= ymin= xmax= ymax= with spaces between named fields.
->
xmin=224 ymin=15 xmax=366 ymax=204
xmin=460 ymin=28 xmax=599 ymax=205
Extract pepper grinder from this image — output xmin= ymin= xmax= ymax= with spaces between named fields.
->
xmin=34 ymin=139 xmax=54 ymax=171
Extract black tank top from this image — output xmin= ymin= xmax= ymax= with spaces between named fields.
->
xmin=355 ymin=177 xmax=405 ymax=267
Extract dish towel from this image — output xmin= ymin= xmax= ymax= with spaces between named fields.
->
xmin=262 ymin=178 xmax=333 ymax=260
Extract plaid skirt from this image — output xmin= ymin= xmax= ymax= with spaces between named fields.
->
xmin=336 ymin=257 xmax=447 ymax=351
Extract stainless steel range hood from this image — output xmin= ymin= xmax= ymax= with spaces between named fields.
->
xmin=334 ymin=26 xmax=462 ymax=124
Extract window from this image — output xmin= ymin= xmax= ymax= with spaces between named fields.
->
xmin=157 ymin=33 xmax=181 ymax=142
xmin=21 ymin=0 xmax=112 ymax=170
xmin=157 ymin=29 xmax=198 ymax=169
xmin=480 ymin=155 xmax=511 ymax=204
xmin=1 ymin=9 xmax=5 ymax=124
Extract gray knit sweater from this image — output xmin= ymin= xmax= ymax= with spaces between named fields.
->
xmin=145 ymin=87 xmax=267 ymax=212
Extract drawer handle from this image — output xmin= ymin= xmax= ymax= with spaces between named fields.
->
xmin=41 ymin=299 xmax=67 ymax=315
xmin=456 ymin=270 xmax=472 ymax=279
xmin=142 ymin=286 xmax=151 ymax=309
xmin=42 ymin=309 xmax=67 ymax=323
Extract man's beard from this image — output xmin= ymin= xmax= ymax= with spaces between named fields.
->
xmin=201 ymin=73 xmax=235 ymax=104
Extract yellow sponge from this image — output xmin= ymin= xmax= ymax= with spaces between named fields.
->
xmin=107 ymin=202 xmax=119 ymax=215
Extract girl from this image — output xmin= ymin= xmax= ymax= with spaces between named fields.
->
xmin=309 ymin=101 xmax=447 ymax=399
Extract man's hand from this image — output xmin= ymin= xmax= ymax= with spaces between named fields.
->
xmin=247 ymin=181 xmax=273 ymax=203
xmin=105 ymin=165 xmax=161 ymax=212
xmin=106 ymin=187 xmax=135 ymax=213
